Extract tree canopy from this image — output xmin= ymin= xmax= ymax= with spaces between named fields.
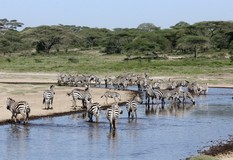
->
xmin=0 ymin=20 xmax=233 ymax=58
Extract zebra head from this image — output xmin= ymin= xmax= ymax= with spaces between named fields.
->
xmin=6 ymin=97 xmax=15 ymax=110
xmin=134 ymin=94 xmax=143 ymax=104
xmin=50 ymin=85 xmax=55 ymax=95
xmin=112 ymin=103 xmax=123 ymax=114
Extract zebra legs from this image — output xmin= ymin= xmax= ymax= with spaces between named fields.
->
xmin=11 ymin=113 xmax=18 ymax=123
xmin=128 ymin=111 xmax=137 ymax=119
xmin=88 ymin=113 xmax=93 ymax=122
xmin=110 ymin=119 xmax=116 ymax=130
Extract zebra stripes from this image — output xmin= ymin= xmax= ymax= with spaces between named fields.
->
xmin=106 ymin=103 xmax=123 ymax=130
xmin=126 ymin=94 xmax=143 ymax=119
xmin=101 ymin=90 xmax=121 ymax=104
xmin=86 ymin=102 xmax=101 ymax=122
xmin=6 ymin=97 xmax=31 ymax=124
xmin=67 ymin=85 xmax=92 ymax=109
xmin=43 ymin=85 xmax=55 ymax=110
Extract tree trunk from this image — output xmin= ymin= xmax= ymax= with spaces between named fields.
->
xmin=194 ymin=47 xmax=197 ymax=58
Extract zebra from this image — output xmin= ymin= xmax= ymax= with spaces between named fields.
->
xmin=86 ymin=101 xmax=101 ymax=122
xmin=106 ymin=103 xmax=123 ymax=130
xmin=6 ymin=97 xmax=31 ymax=124
xmin=101 ymin=90 xmax=121 ymax=104
xmin=126 ymin=94 xmax=143 ymax=119
xmin=177 ymin=91 xmax=195 ymax=104
xmin=43 ymin=85 xmax=55 ymax=110
xmin=145 ymin=84 xmax=180 ymax=107
xmin=67 ymin=85 xmax=92 ymax=109
xmin=145 ymin=85 xmax=164 ymax=104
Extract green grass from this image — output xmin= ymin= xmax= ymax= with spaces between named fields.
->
xmin=0 ymin=50 xmax=232 ymax=78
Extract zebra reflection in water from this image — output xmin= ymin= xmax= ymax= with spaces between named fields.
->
xmin=145 ymin=103 xmax=195 ymax=118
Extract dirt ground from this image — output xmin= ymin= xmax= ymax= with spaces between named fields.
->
xmin=0 ymin=72 xmax=135 ymax=124
xmin=0 ymin=72 xmax=232 ymax=160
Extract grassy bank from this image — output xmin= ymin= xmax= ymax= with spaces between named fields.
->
xmin=0 ymin=50 xmax=232 ymax=78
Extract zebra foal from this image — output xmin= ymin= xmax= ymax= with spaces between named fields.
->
xmin=106 ymin=103 xmax=123 ymax=130
xmin=43 ymin=85 xmax=55 ymax=110
xmin=6 ymin=97 xmax=31 ymax=124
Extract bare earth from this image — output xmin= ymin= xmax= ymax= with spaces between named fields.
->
xmin=0 ymin=72 xmax=135 ymax=124
xmin=0 ymin=72 xmax=232 ymax=160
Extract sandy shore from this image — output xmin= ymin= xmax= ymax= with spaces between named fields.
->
xmin=0 ymin=72 xmax=135 ymax=124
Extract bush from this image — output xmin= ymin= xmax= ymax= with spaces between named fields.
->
xmin=68 ymin=57 xmax=79 ymax=63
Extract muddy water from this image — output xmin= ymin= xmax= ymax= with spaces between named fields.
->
xmin=0 ymin=88 xmax=233 ymax=160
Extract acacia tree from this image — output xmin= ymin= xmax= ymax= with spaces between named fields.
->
xmin=36 ymin=36 xmax=61 ymax=53
xmin=0 ymin=18 xmax=24 ymax=32
xmin=177 ymin=35 xmax=209 ymax=58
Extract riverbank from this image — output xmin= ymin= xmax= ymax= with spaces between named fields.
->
xmin=0 ymin=72 xmax=135 ymax=125
xmin=0 ymin=72 xmax=233 ymax=160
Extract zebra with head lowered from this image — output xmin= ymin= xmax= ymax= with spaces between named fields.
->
xmin=67 ymin=85 xmax=92 ymax=109
xmin=6 ymin=97 xmax=31 ymax=124
xmin=43 ymin=85 xmax=55 ymax=110
xmin=106 ymin=103 xmax=123 ymax=130
xmin=101 ymin=90 xmax=121 ymax=104
xmin=85 ymin=101 xmax=101 ymax=122
xmin=126 ymin=94 xmax=143 ymax=119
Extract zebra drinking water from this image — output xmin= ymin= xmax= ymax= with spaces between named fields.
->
xmin=6 ymin=97 xmax=31 ymax=124
xmin=106 ymin=103 xmax=123 ymax=130
xmin=43 ymin=85 xmax=55 ymax=110
xmin=126 ymin=94 xmax=143 ymax=119
xmin=86 ymin=101 xmax=101 ymax=122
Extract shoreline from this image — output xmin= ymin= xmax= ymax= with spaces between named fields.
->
xmin=0 ymin=72 xmax=233 ymax=160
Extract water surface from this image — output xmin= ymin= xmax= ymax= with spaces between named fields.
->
xmin=0 ymin=87 xmax=233 ymax=160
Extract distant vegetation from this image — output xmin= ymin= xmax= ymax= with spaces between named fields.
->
xmin=0 ymin=18 xmax=233 ymax=76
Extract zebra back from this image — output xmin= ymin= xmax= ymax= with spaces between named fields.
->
xmin=43 ymin=85 xmax=55 ymax=100
xmin=86 ymin=102 xmax=101 ymax=122
xmin=126 ymin=94 xmax=142 ymax=119
xmin=106 ymin=103 xmax=123 ymax=121
xmin=67 ymin=86 xmax=92 ymax=108
xmin=6 ymin=97 xmax=31 ymax=123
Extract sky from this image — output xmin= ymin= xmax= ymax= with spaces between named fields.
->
xmin=0 ymin=0 xmax=233 ymax=30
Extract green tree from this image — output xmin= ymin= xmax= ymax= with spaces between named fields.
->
xmin=137 ymin=23 xmax=160 ymax=32
xmin=171 ymin=21 xmax=190 ymax=29
xmin=0 ymin=18 xmax=24 ymax=31
xmin=177 ymin=35 xmax=209 ymax=58
xmin=36 ymin=36 xmax=61 ymax=53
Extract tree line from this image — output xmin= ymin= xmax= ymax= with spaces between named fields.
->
xmin=0 ymin=18 xmax=233 ymax=58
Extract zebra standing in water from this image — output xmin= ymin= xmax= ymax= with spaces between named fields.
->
xmin=101 ymin=90 xmax=121 ymax=104
xmin=106 ymin=103 xmax=123 ymax=130
xmin=86 ymin=101 xmax=101 ymax=122
xmin=6 ymin=97 xmax=31 ymax=124
xmin=43 ymin=85 xmax=55 ymax=110
xmin=126 ymin=94 xmax=143 ymax=119
xmin=67 ymin=85 xmax=92 ymax=109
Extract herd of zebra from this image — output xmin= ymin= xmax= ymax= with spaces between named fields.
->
xmin=5 ymin=72 xmax=210 ymax=130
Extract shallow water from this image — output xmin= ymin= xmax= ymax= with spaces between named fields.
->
xmin=0 ymin=87 xmax=233 ymax=160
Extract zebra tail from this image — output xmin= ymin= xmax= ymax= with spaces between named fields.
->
xmin=112 ymin=119 xmax=116 ymax=130
xmin=26 ymin=107 xmax=30 ymax=118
